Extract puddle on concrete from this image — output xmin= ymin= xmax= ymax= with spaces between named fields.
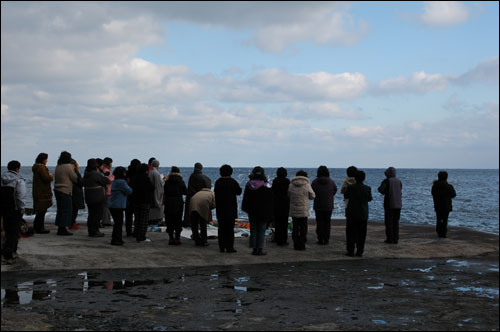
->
xmin=367 ymin=283 xmax=384 ymax=290
xmin=455 ymin=287 xmax=499 ymax=299
xmin=1 ymin=280 xmax=58 ymax=306
xmin=225 ymin=285 xmax=263 ymax=292
xmin=408 ymin=266 xmax=435 ymax=273
xmin=372 ymin=319 xmax=387 ymax=325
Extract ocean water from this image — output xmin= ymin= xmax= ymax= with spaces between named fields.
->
xmin=2 ymin=167 xmax=498 ymax=234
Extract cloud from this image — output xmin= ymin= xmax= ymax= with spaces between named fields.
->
xmin=373 ymin=57 xmax=499 ymax=95
xmin=452 ymin=56 xmax=499 ymax=86
xmin=218 ymin=69 xmax=367 ymax=102
xmin=375 ymin=71 xmax=451 ymax=94
xmin=419 ymin=1 xmax=470 ymax=27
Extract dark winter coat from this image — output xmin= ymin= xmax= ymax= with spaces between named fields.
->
xmin=311 ymin=177 xmax=338 ymax=211
xmin=242 ymin=180 xmax=273 ymax=224
xmin=72 ymin=169 xmax=85 ymax=210
xmin=215 ymin=177 xmax=242 ymax=221
xmin=32 ymin=163 xmax=53 ymax=213
xmin=432 ymin=180 xmax=457 ymax=213
xmin=131 ymin=172 xmax=154 ymax=205
xmin=272 ymin=176 xmax=290 ymax=218
xmin=83 ymin=170 xmax=109 ymax=206
xmin=344 ymin=183 xmax=373 ymax=221
xmin=164 ymin=173 xmax=187 ymax=221
xmin=377 ymin=167 xmax=402 ymax=210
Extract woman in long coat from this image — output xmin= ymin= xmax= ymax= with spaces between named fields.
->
xmin=32 ymin=153 xmax=54 ymax=234
xmin=71 ymin=159 xmax=85 ymax=230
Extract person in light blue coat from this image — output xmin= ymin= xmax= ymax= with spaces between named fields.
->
xmin=110 ymin=167 xmax=133 ymax=245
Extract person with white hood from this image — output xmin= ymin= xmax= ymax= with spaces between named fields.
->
xmin=1 ymin=160 xmax=26 ymax=264
xmin=288 ymin=170 xmax=315 ymax=251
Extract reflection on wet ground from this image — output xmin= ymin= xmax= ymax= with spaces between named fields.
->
xmin=2 ymin=257 xmax=498 ymax=330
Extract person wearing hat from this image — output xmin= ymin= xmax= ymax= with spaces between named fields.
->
xmin=242 ymin=166 xmax=273 ymax=256
xmin=164 ymin=166 xmax=187 ymax=245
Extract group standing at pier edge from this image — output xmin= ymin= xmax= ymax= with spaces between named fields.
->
xmin=1 ymin=151 xmax=458 ymax=265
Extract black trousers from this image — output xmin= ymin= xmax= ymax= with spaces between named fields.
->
xmin=274 ymin=214 xmax=289 ymax=245
xmin=125 ymin=198 xmax=134 ymax=236
xmin=110 ymin=208 xmax=125 ymax=243
xmin=218 ymin=218 xmax=235 ymax=251
xmin=33 ymin=210 xmax=47 ymax=231
xmin=191 ymin=211 xmax=207 ymax=245
xmin=436 ymin=210 xmax=450 ymax=237
xmin=384 ymin=208 xmax=401 ymax=244
xmin=315 ymin=210 xmax=332 ymax=243
xmin=87 ymin=203 xmax=103 ymax=236
xmin=346 ymin=218 xmax=367 ymax=255
xmin=292 ymin=217 xmax=308 ymax=250
xmin=3 ymin=210 xmax=21 ymax=259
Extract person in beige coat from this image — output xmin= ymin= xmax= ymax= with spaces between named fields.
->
xmin=288 ymin=170 xmax=315 ymax=250
xmin=189 ymin=187 xmax=215 ymax=246
xmin=54 ymin=151 xmax=77 ymax=235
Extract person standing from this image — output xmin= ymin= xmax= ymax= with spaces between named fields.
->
xmin=110 ymin=167 xmax=133 ymax=245
xmin=288 ymin=170 xmax=315 ymax=251
xmin=54 ymin=151 xmax=77 ymax=236
xmin=125 ymin=159 xmax=141 ymax=237
xmin=214 ymin=164 xmax=242 ymax=253
xmin=131 ymin=163 xmax=154 ymax=243
xmin=32 ymin=153 xmax=53 ymax=234
xmin=341 ymin=166 xmax=358 ymax=216
xmin=311 ymin=166 xmax=337 ymax=245
xmin=432 ymin=171 xmax=457 ymax=238
xmin=164 ymin=166 xmax=187 ymax=245
xmin=242 ymin=166 xmax=273 ymax=256
xmin=101 ymin=157 xmax=114 ymax=227
xmin=189 ymin=186 xmax=216 ymax=247
xmin=83 ymin=159 xmax=109 ymax=238
xmin=1 ymin=161 xmax=26 ymax=264
xmin=70 ymin=159 xmax=85 ymax=230
xmin=344 ymin=171 xmax=373 ymax=257
xmin=378 ymin=167 xmax=403 ymax=244
xmin=148 ymin=159 xmax=165 ymax=226
xmin=183 ymin=162 xmax=211 ymax=227
xmin=272 ymin=167 xmax=290 ymax=246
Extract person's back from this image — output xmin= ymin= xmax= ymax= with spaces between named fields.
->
xmin=215 ymin=177 xmax=242 ymax=221
xmin=345 ymin=180 xmax=372 ymax=221
xmin=242 ymin=179 xmax=273 ymax=221
xmin=288 ymin=175 xmax=315 ymax=218
xmin=432 ymin=178 xmax=456 ymax=213
xmin=311 ymin=176 xmax=337 ymax=212
xmin=272 ymin=175 xmax=290 ymax=217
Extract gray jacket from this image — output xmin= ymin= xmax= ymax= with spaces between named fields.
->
xmin=1 ymin=170 xmax=27 ymax=212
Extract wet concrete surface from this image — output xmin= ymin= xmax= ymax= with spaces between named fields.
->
xmin=1 ymin=221 xmax=499 ymax=330
xmin=2 ymin=254 xmax=499 ymax=331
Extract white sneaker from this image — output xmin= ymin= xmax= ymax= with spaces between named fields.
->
xmin=144 ymin=238 xmax=152 ymax=243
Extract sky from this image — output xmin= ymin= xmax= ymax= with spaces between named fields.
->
xmin=1 ymin=1 xmax=499 ymax=168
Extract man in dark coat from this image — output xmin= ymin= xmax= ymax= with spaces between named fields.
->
xmin=344 ymin=170 xmax=372 ymax=257
xmin=378 ymin=167 xmax=402 ymax=244
xmin=432 ymin=171 xmax=457 ymax=238
xmin=183 ymin=162 xmax=211 ymax=227
xmin=272 ymin=167 xmax=290 ymax=246
xmin=214 ymin=164 xmax=242 ymax=253
xmin=164 ymin=166 xmax=187 ymax=245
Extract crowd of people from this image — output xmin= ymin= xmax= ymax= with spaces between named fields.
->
xmin=1 ymin=151 xmax=457 ymax=264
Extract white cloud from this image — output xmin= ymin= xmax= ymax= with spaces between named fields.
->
xmin=376 ymin=71 xmax=451 ymax=94
xmin=453 ymin=56 xmax=499 ymax=86
xmin=420 ymin=1 xmax=470 ymax=27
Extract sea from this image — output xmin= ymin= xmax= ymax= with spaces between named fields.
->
xmin=2 ymin=167 xmax=499 ymax=235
